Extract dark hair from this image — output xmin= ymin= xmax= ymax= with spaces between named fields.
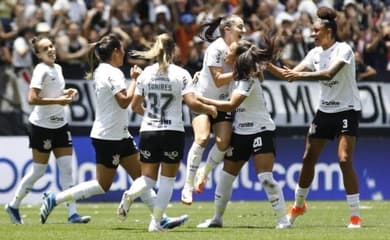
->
xmin=234 ymin=36 xmax=279 ymax=80
xmin=86 ymin=34 xmax=122 ymax=79
xmin=317 ymin=6 xmax=338 ymax=40
xmin=198 ymin=15 xmax=241 ymax=42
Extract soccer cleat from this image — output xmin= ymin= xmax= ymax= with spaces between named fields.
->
xmin=117 ymin=191 xmax=133 ymax=221
xmin=5 ymin=204 xmax=23 ymax=224
xmin=197 ymin=218 xmax=223 ymax=228
xmin=148 ymin=217 xmax=165 ymax=232
xmin=181 ymin=186 xmax=193 ymax=205
xmin=160 ymin=214 xmax=189 ymax=229
xmin=194 ymin=166 xmax=208 ymax=194
xmin=287 ymin=202 xmax=307 ymax=225
xmin=275 ymin=221 xmax=292 ymax=229
xmin=68 ymin=213 xmax=91 ymax=224
xmin=347 ymin=216 xmax=362 ymax=229
xmin=40 ymin=192 xmax=57 ymax=224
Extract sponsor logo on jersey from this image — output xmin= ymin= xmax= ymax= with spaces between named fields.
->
xmin=239 ymin=122 xmax=254 ymax=128
xmin=49 ymin=115 xmax=64 ymax=122
xmin=321 ymin=100 xmax=340 ymax=106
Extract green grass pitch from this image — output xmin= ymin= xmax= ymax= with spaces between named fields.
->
xmin=2 ymin=201 xmax=390 ymax=240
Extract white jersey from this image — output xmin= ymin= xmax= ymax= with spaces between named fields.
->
xmin=90 ymin=63 xmax=131 ymax=140
xmin=232 ymin=78 xmax=275 ymax=135
xmin=135 ymin=63 xmax=193 ymax=132
xmin=195 ymin=37 xmax=232 ymax=100
xmin=301 ymin=42 xmax=361 ymax=113
xmin=28 ymin=63 xmax=67 ymax=129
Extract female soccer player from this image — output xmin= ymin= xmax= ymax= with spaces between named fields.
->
xmin=181 ymin=14 xmax=246 ymax=205
xmin=5 ymin=36 xmax=90 ymax=224
xmin=267 ymin=6 xmax=362 ymax=228
xmin=196 ymin=39 xmax=291 ymax=229
xmin=40 ymin=34 xmax=188 ymax=229
xmin=116 ymin=33 xmax=217 ymax=232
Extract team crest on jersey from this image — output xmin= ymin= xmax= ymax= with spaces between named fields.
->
xmin=112 ymin=154 xmax=120 ymax=166
xmin=43 ymin=139 xmax=52 ymax=150
xmin=309 ymin=123 xmax=317 ymax=135
xmin=140 ymin=150 xmax=151 ymax=159
xmin=164 ymin=151 xmax=179 ymax=160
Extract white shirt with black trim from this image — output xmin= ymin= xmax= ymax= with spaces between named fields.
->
xmin=90 ymin=63 xmax=131 ymax=140
xmin=301 ymin=41 xmax=361 ymax=113
xmin=135 ymin=63 xmax=193 ymax=132
xmin=196 ymin=37 xmax=232 ymax=100
xmin=232 ymin=78 xmax=275 ymax=135
xmin=28 ymin=63 xmax=67 ymax=129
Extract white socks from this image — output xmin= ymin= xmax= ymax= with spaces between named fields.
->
xmin=126 ymin=176 xmax=156 ymax=202
xmin=346 ymin=193 xmax=360 ymax=217
xmin=184 ymin=143 xmax=204 ymax=187
xmin=203 ymin=144 xmax=226 ymax=178
xmin=214 ymin=170 xmax=236 ymax=221
xmin=258 ymin=172 xmax=287 ymax=219
xmin=57 ymin=155 xmax=77 ymax=217
xmin=55 ymin=180 xmax=105 ymax=204
xmin=9 ymin=162 xmax=47 ymax=208
xmin=294 ymin=185 xmax=310 ymax=208
xmin=153 ymin=176 xmax=175 ymax=221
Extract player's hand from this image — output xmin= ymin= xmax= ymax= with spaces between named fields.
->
xmin=130 ymin=65 xmax=142 ymax=80
xmin=209 ymin=105 xmax=218 ymax=119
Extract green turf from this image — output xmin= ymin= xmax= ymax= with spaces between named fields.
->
xmin=1 ymin=201 xmax=389 ymax=240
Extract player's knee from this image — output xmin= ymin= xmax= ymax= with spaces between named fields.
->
xmin=195 ymin=135 xmax=209 ymax=147
xmin=338 ymin=152 xmax=352 ymax=163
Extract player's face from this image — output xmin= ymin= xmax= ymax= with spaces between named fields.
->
xmin=37 ymin=38 xmax=56 ymax=66
xmin=228 ymin=17 xmax=246 ymax=42
xmin=311 ymin=21 xmax=331 ymax=47
xmin=113 ymin=45 xmax=125 ymax=67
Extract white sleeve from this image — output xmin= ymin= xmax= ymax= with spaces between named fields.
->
xmin=206 ymin=45 xmax=224 ymax=68
xmin=181 ymin=69 xmax=194 ymax=95
xmin=30 ymin=65 xmax=45 ymax=89
xmin=335 ymin=44 xmax=354 ymax=64
xmin=232 ymin=79 xmax=254 ymax=97
xmin=108 ymin=68 xmax=126 ymax=95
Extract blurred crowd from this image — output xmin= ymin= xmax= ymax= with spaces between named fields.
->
xmin=1 ymin=0 xmax=390 ymax=113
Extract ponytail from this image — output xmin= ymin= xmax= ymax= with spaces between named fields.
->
xmin=130 ymin=33 xmax=175 ymax=73
xmin=85 ymin=34 xmax=122 ymax=80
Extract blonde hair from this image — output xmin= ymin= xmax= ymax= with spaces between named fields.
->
xmin=85 ymin=34 xmax=122 ymax=80
xmin=130 ymin=33 xmax=175 ymax=73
